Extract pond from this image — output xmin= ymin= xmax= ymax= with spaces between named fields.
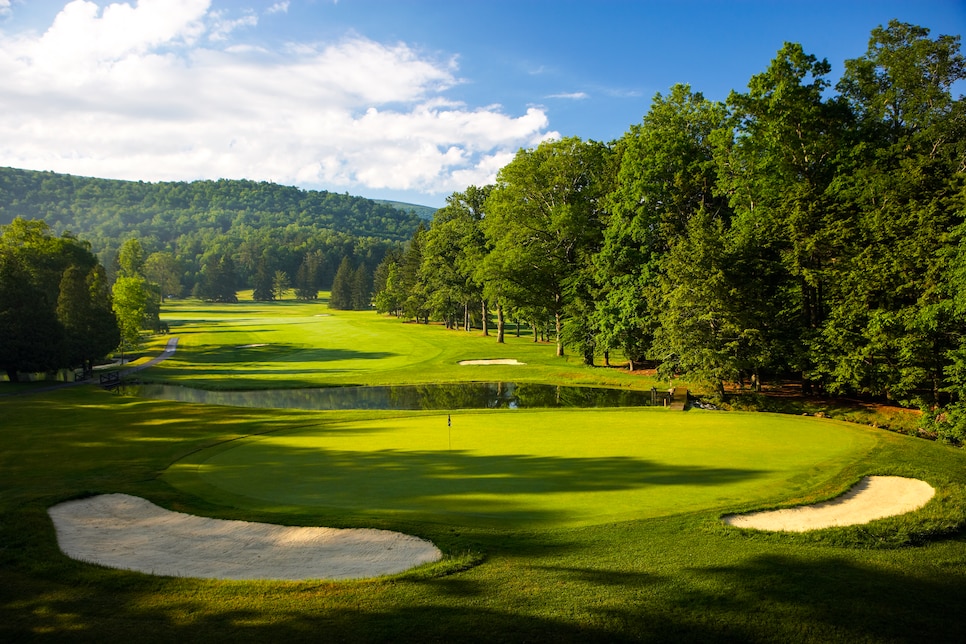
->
xmin=120 ymin=382 xmax=669 ymax=411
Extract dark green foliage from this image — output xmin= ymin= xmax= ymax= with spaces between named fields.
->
xmin=483 ymin=138 xmax=611 ymax=356
xmin=417 ymin=186 xmax=490 ymax=331
xmin=56 ymin=264 xmax=120 ymax=371
xmin=0 ymin=167 xmax=422 ymax=294
xmin=0 ymin=219 xmax=117 ymax=379
xmin=0 ymin=250 xmax=64 ymax=380
xmin=196 ymin=255 xmax=239 ymax=303
xmin=599 ymin=84 xmax=728 ymax=370
xmin=251 ymin=257 xmax=275 ymax=301
xmin=294 ymin=251 xmax=323 ymax=300
xmin=387 ymin=21 xmax=965 ymax=415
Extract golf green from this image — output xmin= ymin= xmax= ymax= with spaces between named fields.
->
xmin=166 ymin=409 xmax=878 ymax=528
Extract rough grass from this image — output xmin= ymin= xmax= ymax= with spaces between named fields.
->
xmin=3 ymin=298 xmax=966 ymax=642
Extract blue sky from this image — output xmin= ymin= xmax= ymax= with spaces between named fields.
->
xmin=1 ymin=1 xmax=963 ymax=207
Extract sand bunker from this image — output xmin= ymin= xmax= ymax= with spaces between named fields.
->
xmin=236 ymin=343 xmax=269 ymax=349
xmin=723 ymin=476 xmax=934 ymax=532
xmin=48 ymin=494 xmax=442 ymax=581
xmin=458 ymin=358 xmax=526 ymax=366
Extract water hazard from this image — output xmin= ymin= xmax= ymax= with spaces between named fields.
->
xmin=121 ymin=382 xmax=668 ymax=411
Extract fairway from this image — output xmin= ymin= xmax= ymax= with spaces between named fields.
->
xmin=166 ymin=409 xmax=877 ymax=528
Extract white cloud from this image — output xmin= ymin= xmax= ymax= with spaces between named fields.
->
xmin=547 ymin=91 xmax=589 ymax=100
xmin=0 ymin=0 xmax=551 ymax=199
xmin=208 ymin=9 xmax=257 ymax=42
xmin=0 ymin=1 xmax=12 ymax=19
xmin=266 ymin=1 xmax=289 ymax=14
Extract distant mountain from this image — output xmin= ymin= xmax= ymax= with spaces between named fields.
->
xmin=0 ymin=166 xmax=424 ymax=293
xmin=373 ymin=199 xmax=437 ymax=220
xmin=0 ymin=167 xmax=423 ymax=243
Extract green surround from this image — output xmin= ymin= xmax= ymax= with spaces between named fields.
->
xmin=165 ymin=409 xmax=877 ymax=529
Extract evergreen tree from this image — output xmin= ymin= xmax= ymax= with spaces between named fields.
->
xmin=198 ymin=255 xmax=238 ymax=303
xmin=272 ymin=270 xmax=290 ymax=301
xmin=350 ymin=264 xmax=371 ymax=310
xmin=252 ymin=257 xmax=275 ymax=301
xmin=295 ymin=251 xmax=322 ymax=300
xmin=329 ymin=256 xmax=354 ymax=310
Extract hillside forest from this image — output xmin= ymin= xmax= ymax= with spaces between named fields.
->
xmin=0 ymin=168 xmax=425 ymax=302
xmin=2 ymin=21 xmax=966 ymax=440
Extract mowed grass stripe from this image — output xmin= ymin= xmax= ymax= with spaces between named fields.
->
xmin=159 ymin=309 xmax=441 ymax=382
xmin=149 ymin=297 xmax=659 ymax=389
xmin=166 ymin=409 xmax=877 ymax=528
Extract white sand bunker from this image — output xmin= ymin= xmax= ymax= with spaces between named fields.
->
xmin=236 ymin=343 xmax=269 ymax=349
xmin=48 ymin=494 xmax=442 ymax=581
xmin=723 ymin=476 xmax=935 ymax=532
xmin=458 ymin=358 xmax=526 ymax=365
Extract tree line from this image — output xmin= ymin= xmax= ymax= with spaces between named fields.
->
xmin=0 ymin=219 xmax=119 ymax=381
xmin=372 ymin=21 xmax=966 ymax=441
xmin=0 ymin=168 xmax=425 ymax=301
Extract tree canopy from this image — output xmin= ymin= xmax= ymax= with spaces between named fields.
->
xmin=373 ymin=20 xmax=966 ymax=441
xmin=0 ymin=219 xmax=118 ymax=380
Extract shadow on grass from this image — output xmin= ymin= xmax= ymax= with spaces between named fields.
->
xmin=8 ymin=550 xmax=966 ymax=642
xmin=657 ymin=551 xmax=966 ymax=642
xmin=178 ymin=440 xmax=767 ymax=528
xmin=181 ymin=344 xmax=397 ymax=366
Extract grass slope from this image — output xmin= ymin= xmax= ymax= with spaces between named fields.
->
xmin=3 ymin=298 xmax=966 ymax=642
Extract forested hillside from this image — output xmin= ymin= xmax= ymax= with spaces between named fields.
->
xmin=0 ymin=167 xmax=426 ymax=294
xmin=373 ymin=21 xmax=966 ymax=440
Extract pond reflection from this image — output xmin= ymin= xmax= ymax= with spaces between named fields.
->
xmin=121 ymin=382 xmax=668 ymax=411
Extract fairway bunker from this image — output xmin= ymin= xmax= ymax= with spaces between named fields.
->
xmin=48 ymin=494 xmax=442 ymax=581
xmin=458 ymin=358 xmax=526 ymax=365
xmin=722 ymin=476 xmax=935 ymax=532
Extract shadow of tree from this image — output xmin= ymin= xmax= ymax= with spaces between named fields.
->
xmin=190 ymin=440 xmax=767 ymax=527
xmin=656 ymin=552 xmax=966 ymax=642
xmin=182 ymin=343 xmax=397 ymax=366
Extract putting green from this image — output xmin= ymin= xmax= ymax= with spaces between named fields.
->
xmin=165 ymin=409 xmax=878 ymax=528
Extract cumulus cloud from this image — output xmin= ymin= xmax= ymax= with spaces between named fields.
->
xmin=0 ymin=0 xmax=551 ymax=198
xmin=266 ymin=1 xmax=289 ymax=14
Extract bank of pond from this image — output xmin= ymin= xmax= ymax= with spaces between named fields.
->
xmin=121 ymin=382 xmax=672 ymax=410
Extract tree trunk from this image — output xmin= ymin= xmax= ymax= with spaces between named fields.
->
xmin=604 ymin=351 xmax=610 ymax=367
xmin=5 ymin=368 xmax=19 ymax=383
xmin=482 ymin=299 xmax=489 ymax=336
xmin=533 ymin=319 xmax=538 ymax=342
xmin=496 ymin=302 xmax=505 ymax=344
xmin=555 ymin=311 xmax=564 ymax=357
